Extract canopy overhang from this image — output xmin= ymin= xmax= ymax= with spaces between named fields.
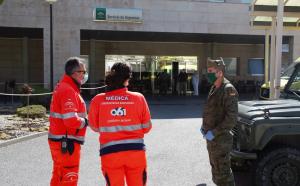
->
xmin=250 ymin=0 xmax=300 ymax=100
xmin=250 ymin=0 xmax=300 ymax=30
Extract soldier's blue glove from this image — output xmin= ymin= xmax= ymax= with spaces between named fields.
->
xmin=205 ymin=130 xmax=215 ymax=141
xmin=200 ymin=128 xmax=206 ymax=137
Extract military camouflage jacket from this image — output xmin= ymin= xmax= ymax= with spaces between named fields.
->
xmin=202 ymin=78 xmax=238 ymax=137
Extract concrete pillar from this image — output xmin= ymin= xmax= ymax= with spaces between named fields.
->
xmin=270 ymin=17 xmax=276 ymax=99
xmin=53 ymin=28 xmax=80 ymax=85
xmin=22 ymin=37 xmax=28 ymax=83
xmin=264 ymin=32 xmax=269 ymax=83
xmin=274 ymin=0 xmax=284 ymax=99
xmin=97 ymin=45 xmax=106 ymax=82
xmin=205 ymin=42 xmax=213 ymax=70
xmin=88 ymin=39 xmax=97 ymax=95
xmin=44 ymin=27 xmax=80 ymax=89
xmin=151 ymin=58 xmax=155 ymax=93
xmin=89 ymin=39 xmax=96 ymax=84
xmin=197 ymin=55 xmax=202 ymax=75
xmin=212 ymin=43 xmax=217 ymax=58
xmin=293 ymin=35 xmax=300 ymax=62
xmin=287 ymin=36 xmax=293 ymax=65
xmin=43 ymin=27 xmax=50 ymax=89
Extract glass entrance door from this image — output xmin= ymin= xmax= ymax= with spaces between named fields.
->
xmin=155 ymin=56 xmax=198 ymax=95
xmin=105 ymin=55 xmax=198 ymax=95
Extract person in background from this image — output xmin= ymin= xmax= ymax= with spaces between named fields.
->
xmin=192 ymin=70 xmax=199 ymax=96
xmin=88 ymin=62 xmax=152 ymax=186
xmin=178 ymin=69 xmax=188 ymax=96
xmin=158 ymin=69 xmax=170 ymax=95
xmin=48 ymin=57 xmax=89 ymax=186
xmin=200 ymin=74 xmax=209 ymax=94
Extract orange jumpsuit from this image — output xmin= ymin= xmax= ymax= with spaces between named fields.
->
xmin=88 ymin=87 xmax=152 ymax=186
xmin=48 ymin=74 xmax=87 ymax=186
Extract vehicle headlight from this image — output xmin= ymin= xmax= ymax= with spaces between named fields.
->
xmin=237 ymin=117 xmax=253 ymax=145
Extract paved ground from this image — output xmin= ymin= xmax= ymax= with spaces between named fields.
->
xmin=0 ymin=96 xmax=252 ymax=186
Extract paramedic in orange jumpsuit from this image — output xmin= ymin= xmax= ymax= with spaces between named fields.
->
xmin=48 ymin=57 xmax=89 ymax=186
xmin=89 ymin=62 xmax=152 ymax=186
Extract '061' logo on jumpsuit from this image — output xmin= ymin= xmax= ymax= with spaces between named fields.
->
xmin=110 ymin=107 xmax=126 ymax=116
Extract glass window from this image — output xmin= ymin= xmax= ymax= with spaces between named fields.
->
xmin=281 ymin=62 xmax=296 ymax=80
xmin=241 ymin=0 xmax=251 ymax=3
xmin=105 ymin=55 xmax=145 ymax=80
xmin=289 ymin=70 xmax=300 ymax=92
xmin=209 ymin=0 xmax=225 ymax=2
xmin=105 ymin=55 xmax=198 ymax=94
xmin=248 ymin=58 xmax=264 ymax=76
xmin=223 ymin=58 xmax=237 ymax=76
xmin=282 ymin=44 xmax=289 ymax=53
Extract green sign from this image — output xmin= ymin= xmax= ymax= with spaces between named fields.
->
xmin=94 ymin=7 xmax=143 ymax=23
xmin=95 ymin=8 xmax=106 ymax=21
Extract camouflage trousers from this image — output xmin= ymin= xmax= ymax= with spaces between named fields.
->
xmin=207 ymin=135 xmax=235 ymax=186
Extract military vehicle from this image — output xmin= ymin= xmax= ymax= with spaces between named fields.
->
xmin=260 ymin=61 xmax=300 ymax=99
xmin=231 ymin=62 xmax=300 ymax=186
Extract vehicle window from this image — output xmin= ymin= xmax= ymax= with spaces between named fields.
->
xmin=248 ymin=58 xmax=264 ymax=76
xmin=289 ymin=70 xmax=300 ymax=92
xmin=281 ymin=63 xmax=295 ymax=80
xmin=240 ymin=0 xmax=251 ymax=3
xmin=223 ymin=57 xmax=238 ymax=76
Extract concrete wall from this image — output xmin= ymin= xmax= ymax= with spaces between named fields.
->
xmin=0 ymin=0 xmax=299 ymax=88
xmin=73 ymin=0 xmax=255 ymax=34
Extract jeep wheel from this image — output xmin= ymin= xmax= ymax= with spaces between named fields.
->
xmin=231 ymin=159 xmax=251 ymax=172
xmin=255 ymin=148 xmax=300 ymax=186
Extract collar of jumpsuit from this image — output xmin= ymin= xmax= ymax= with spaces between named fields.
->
xmin=59 ymin=74 xmax=80 ymax=93
xmin=106 ymin=87 xmax=128 ymax=94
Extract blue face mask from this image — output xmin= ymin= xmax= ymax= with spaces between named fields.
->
xmin=81 ymin=73 xmax=88 ymax=84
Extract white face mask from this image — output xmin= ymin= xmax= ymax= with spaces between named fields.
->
xmin=81 ymin=73 xmax=88 ymax=84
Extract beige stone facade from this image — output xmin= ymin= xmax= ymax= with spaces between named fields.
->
xmin=0 ymin=0 xmax=300 ymax=91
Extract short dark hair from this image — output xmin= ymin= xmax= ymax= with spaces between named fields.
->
xmin=65 ymin=57 xmax=84 ymax=75
xmin=105 ymin=63 xmax=132 ymax=87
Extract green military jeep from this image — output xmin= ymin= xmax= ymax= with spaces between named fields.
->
xmin=231 ymin=62 xmax=300 ymax=186
xmin=259 ymin=61 xmax=300 ymax=100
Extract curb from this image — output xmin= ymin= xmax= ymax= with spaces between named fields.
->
xmin=0 ymin=131 xmax=48 ymax=148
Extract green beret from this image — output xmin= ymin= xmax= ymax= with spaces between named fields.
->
xmin=207 ymin=58 xmax=225 ymax=70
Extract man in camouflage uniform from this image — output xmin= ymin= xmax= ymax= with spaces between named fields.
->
xmin=201 ymin=58 xmax=238 ymax=186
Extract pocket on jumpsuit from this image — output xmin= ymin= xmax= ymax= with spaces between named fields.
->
xmin=60 ymin=143 xmax=81 ymax=184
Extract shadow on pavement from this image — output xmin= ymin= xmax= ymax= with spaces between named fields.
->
xmin=149 ymin=104 xmax=203 ymax=119
xmin=146 ymin=93 xmax=259 ymax=119
xmin=146 ymin=95 xmax=205 ymax=105
xmin=195 ymin=171 xmax=252 ymax=186
xmin=147 ymin=95 xmax=204 ymax=119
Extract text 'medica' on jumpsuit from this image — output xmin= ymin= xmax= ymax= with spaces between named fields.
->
xmin=88 ymin=87 xmax=152 ymax=186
